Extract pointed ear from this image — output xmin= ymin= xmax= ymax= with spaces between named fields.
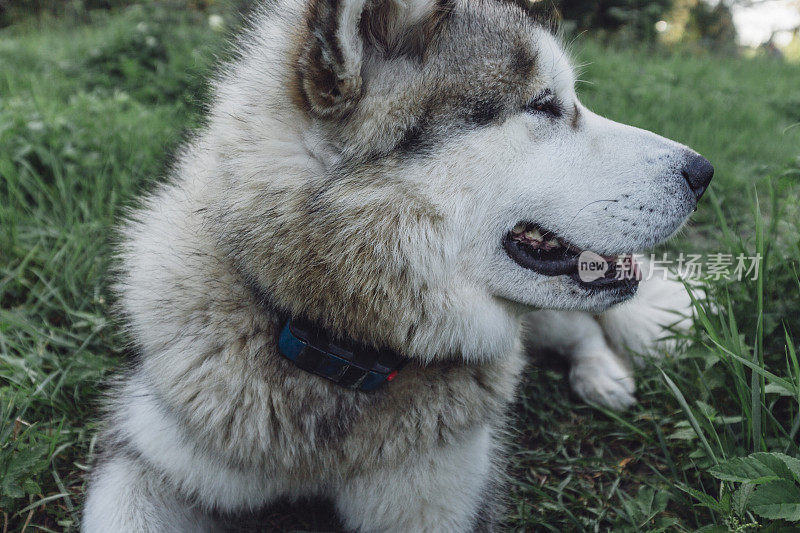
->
xmin=296 ymin=0 xmax=449 ymax=117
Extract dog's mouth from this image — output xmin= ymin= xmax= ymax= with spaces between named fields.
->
xmin=503 ymin=222 xmax=641 ymax=292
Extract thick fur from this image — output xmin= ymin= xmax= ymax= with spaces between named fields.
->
xmin=84 ymin=0 xmax=708 ymax=530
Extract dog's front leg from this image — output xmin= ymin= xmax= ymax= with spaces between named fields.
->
xmin=523 ymin=310 xmax=637 ymax=410
xmin=597 ymin=266 xmax=697 ymax=366
xmin=82 ymin=372 xmax=276 ymax=532
xmin=333 ymin=425 xmax=501 ymax=532
xmin=82 ymin=453 xmax=218 ymax=533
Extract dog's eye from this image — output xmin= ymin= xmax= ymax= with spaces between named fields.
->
xmin=524 ymin=91 xmax=562 ymax=118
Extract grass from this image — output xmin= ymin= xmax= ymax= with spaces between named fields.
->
xmin=1 ymin=6 xmax=799 ymax=532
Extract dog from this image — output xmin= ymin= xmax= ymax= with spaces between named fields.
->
xmin=83 ymin=0 xmax=713 ymax=530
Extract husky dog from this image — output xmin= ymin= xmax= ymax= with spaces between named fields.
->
xmin=83 ymin=0 xmax=713 ymax=530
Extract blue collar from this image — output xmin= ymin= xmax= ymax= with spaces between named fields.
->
xmin=278 ymin=318 xmax=406 ymax=392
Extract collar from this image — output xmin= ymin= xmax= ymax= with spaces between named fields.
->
xmin=278 ymin=317 xmax=406 ymax=392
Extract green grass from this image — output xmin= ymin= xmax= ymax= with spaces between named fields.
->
xmin=1 ymin=7 xmax=799 ymax=532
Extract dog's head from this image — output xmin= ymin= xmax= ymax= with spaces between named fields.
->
xmin=210 ymin=0 xmax=712 ymax=360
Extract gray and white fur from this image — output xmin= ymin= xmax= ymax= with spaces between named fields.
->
xmin=83 ymin=0 xmax=711 ymax=530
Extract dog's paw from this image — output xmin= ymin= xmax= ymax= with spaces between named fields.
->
xmin=569 ymin=353 xmax=636 ymax=410
xmin=599 ymin=272 xmax=700 ymax=361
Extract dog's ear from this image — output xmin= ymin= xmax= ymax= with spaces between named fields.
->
xmin=297 ymin=0 xmax=450 ymax=117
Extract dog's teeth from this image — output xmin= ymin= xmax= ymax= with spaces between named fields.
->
xmin=513 ymin=223 xmax=526 ymax=234
xmin=547 ymin=239 xmax=560 ymax=248
xmin=525 ymin=229 xmax=542 ymax=241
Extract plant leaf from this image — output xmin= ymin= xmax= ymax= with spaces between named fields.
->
xmin=749 ymin=480 xmax=800 ymax=521
xmin=709 ymin=453 xmax=795 ymax=484
xmin=677 ymin=484 xmax=727 ymax=513
xmin=732 ymin=482 xmax=755 ymax=516
xmin=771 ymin=453 xmax=800 ymax=485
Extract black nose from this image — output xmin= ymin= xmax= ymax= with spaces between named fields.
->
xmin=681 ymin=153 xmax=714 ymax=201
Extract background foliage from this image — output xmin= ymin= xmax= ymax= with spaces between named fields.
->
xmin=1 ymin=0 xmax=745 ymax=49
xmin=0 ymin=0 xmax=799 ymax=531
